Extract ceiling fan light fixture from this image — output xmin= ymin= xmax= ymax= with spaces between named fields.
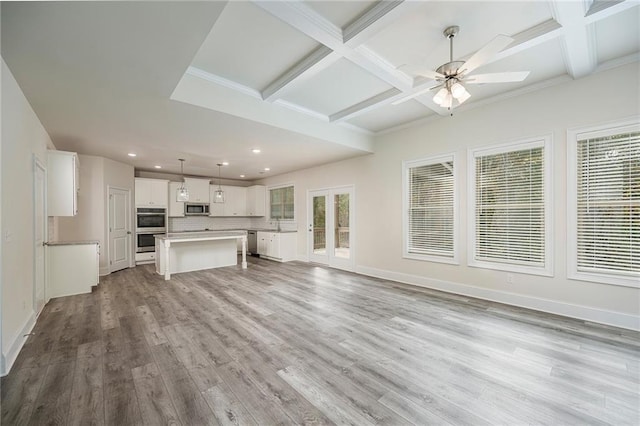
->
xmin=433 ymin=87 xmax=448 ymax=105
xmin=457 ymin=91 xmax=471 ymax=104
xmin=450 ymin=82 xmax=466 ymax=98
xmin=442 ymin=93 xmax=453 ymax=108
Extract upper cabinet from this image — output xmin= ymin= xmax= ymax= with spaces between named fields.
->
xmin=47 ymin=150 xmax=79 ymax=216
xmin=184 ymin=178 xmax=210 ymax=203
xmin=246 ymin=185 xmax=266 ymax=217
xmin=225 ymin=186 xmax=247 ymax=216
xmin=168 ymin=182 xmax=185 ymax=217
xmin=135 ymin=178 xmax=168 ymax=207
xmin=209 ymin=184 xmax=265 ymax=217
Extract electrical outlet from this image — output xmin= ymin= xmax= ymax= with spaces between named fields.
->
xmin=507 ymin=273 xmax=514 ymax=284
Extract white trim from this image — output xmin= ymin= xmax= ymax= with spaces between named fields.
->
xmin=402 ymin=153 xmax=459 ymax=265
xmin=355 ymin=265 xmax=640 ymax=331
xmin=566 ymin=117 xmax=640 ymax=288
xmin=1 ymin=311 xmax=36 ymax=376
xmin=468 ymin=135 xmax=554 ymax=277
xmin=186 ymin=66 xmax=262 ymax=99
xmin=32 ymin=156 xmax=47 ymax=317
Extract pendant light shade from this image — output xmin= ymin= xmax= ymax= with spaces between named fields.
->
xmin=176 ymin=159 xmax=189 ymax=202
xmin=213 ymin=163 xmax=225 ymax=203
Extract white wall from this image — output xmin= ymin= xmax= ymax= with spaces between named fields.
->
xmin=257 ymin=62 xmax=640 ymax=330
xmin=1 ymin=59 xmax=54 ymax=374
xmin=59 ymin=155 xmax=134 ymax=275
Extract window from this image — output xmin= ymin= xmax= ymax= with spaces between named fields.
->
xmin=469 ymin=137 xmax=552 ymax=275
xmin=403 ymin=154 xmax=457 ymax=264
xmin=568 ymin=121 xmax=639 ymax=287
xmin=269 ymin=185 xmax=294 ymax=220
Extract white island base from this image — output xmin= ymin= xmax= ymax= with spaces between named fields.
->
xmin=155 ymin=231 xmax=247 ymax=280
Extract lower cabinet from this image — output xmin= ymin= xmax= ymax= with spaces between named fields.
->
xmin=257 ymin=232 xmax=296 ymax=262
xmin=47 ymin=242 xmax=99 ymax=298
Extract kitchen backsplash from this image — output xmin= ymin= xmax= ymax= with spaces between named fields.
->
xmin=169 ymin=216 xmax=298 ymax=232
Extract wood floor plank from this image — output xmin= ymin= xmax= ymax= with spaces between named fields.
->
xmin=131 ymin=362 xmax=182 ymax=426
xmin=29 ymin=360 xmax=76 ymax=425
xmin=0 ymin=365 xmax=48 ymax=425
xmin=68 ymin=354 xmax=104 ymax=426
xmin=202 ymin=382 xmax=258 ymax=426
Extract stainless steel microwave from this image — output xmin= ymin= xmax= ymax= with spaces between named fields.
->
xmin=185 ymin=203 xmax=210 ymax=216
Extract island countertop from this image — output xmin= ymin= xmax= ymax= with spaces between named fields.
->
xmin=155 ymin=230 xmax=247 ymax=242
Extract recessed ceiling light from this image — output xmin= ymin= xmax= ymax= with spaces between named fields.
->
xmin=128 ymin=153 xmax=137 ymax=157
xmin=240 ymin=174 xmax=245 ymax=178
xmin=222 ymin=161 xmax=229 ymax=166
xmin=154 ymin=165 xmax=162 ymax=169
xmin=264 ymin=167 xmax=270 ymax=171
xmin=252 ymin=149 xmax=261 ymax=154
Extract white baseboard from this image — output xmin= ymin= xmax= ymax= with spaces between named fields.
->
xmin=356 ymin=265 xmax=640 ymax=332
xmin=296 ymin=254 xmax=309 ymax=262
xmin=1 ymin=311 xmax=36 ymax=376
xmin=99 ymin=266 xmax=110 ymax=276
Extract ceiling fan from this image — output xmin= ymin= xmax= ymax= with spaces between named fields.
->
xmin=394 ymin=25 xmax=530 ymax=111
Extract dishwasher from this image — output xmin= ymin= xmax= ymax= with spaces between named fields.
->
xmin=247 ymin=230 xmax=258 ymax=256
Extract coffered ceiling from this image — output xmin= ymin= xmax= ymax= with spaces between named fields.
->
xmin=2 ymin=1 xmax=639 ymax=179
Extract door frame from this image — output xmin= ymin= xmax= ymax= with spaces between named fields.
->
xmin=107 ymin=185 xmax=133 ymax=273
xmin=307 ymin=185 xmax=355 ymax=271
xmin=33 ymin=156 xmax=47 ymax=315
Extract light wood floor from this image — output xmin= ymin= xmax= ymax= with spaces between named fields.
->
xmin=2 ymin=257 xmax=639 ymax=425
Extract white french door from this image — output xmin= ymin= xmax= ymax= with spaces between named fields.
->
xmin=308 ymin=186 xmax=354 ymax=271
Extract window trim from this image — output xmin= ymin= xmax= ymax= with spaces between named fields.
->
xmin=567 ymin=118 xmax=640 ymax=288
xmin=268 ymin=183 xmax=295 ymax=221
xmin=468 ymin=135 xmax=554 ymax=276
xmin=402 ymin=153 xmax=459 ymax=265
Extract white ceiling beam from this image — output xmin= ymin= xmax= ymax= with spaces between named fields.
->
xmin=550 ymin=0 xmax=598 ymax=79
xmin=343 ymin=0 xmax=419 ymax=46
xmin=489 ymin=18 xmax=564 ymax=63
xmin=585 ymin=0 xmax=638 ymax=22
xmin=262 ymin=46 xmax=339 ymax=101
xmin=330 ymin=88 xmax=402 ymax=122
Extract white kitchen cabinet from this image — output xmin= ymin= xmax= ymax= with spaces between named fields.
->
xmin=257 ymin=231 xmax=297 ymax=262
xmin=246 ymin=185 xmax=266 ymax=216
xmin=168 ymin=182 xmax=185 ymax=217
xmin=47 ymin=242 xmax=99 ymax=298
xmin=225 ymin=186 xmax=247 ymax=216
xmin=184 ymin=178 xmax=210 ymax=203
xmin=209 ymin=185 xmax=247 ymax=216
xmin=47 ymin=150 xmax=79 ymax=216
xmin=135 ymin=178 xmax=168 ymax=207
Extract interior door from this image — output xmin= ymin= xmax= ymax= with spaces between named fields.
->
xmin=308 ymin=186 xmax=354 ymax=270
xmin=34 ymin=159 xmax=46 ymax=315
xmin=109 ymin=187 xmax=131 ymax=273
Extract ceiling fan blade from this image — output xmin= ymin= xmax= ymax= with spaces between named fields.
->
xmin=465 ymin=71 xmax=530 ymax=84
xmin=398 ymin=64 xmax=444 ymax=80
xmin=391 ymin=84 xmax=441 ymax=106
xmin=459 ymin=34 xmax=513 ymax=75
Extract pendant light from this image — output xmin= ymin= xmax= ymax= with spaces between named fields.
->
xmin=213 ymin=163 xmax=225 ymax=203
xmin=176 ymin=159 xmax=189 ymax=202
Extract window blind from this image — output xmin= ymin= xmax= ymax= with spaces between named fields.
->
xmin=576 ymin=131 xmax=639 ymax=276
xmin=408 ymin=160 xmax=454 ymax=258
xmin=475 ymin=147 xmax=545 ymax=266
xmin=270 ymin=186 xmax=294 ymax=220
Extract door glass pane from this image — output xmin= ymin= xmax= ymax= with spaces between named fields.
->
xmin=313 ymin=195 xmax=326 ymax=255
xmin=334 ymin=193 xmax=350 ymax=259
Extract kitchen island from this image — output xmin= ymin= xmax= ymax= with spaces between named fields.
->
xmin=155 ymin=231 xmax=247 ymax=280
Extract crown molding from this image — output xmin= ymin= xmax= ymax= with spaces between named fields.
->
xmin=186 ymin=66 xmax=261 ymax=99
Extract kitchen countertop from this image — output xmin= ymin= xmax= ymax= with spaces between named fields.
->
xmin=47 ymin=240 xmax=100 ymax=246
xmin=169 ymin=228 xmax=297 ymax=234
xmin=156 ymin=230 xmax=247 ymax=241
